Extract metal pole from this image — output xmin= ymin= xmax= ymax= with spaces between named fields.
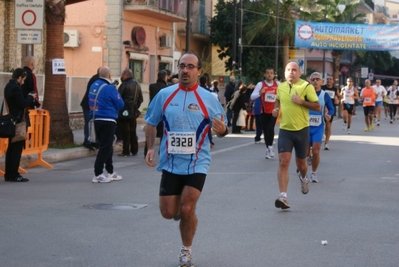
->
xmin=322 ymin=50 xmax=326 ymax=79
xmin=238 ymin=0 xmax=243 ymax=78
xmin=185 ymin=0 xmax=191 ymax=52
xmin=232 ymin=0 xmax=237 ymax=76
xmin=275 ymin=0 xmax=279 ymax=77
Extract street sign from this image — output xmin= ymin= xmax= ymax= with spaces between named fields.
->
xmin=15 ymin=0 xmax=44 ymax=30
xmin=52 ymin=59 xmax=66 ymax=75
xmin=368 ymin=72 xmax=374 ymax=81
xmin=17 ymin=30 xmax=42 ymax=44
xmin=361 ymin=67 xmax=368 ymax=78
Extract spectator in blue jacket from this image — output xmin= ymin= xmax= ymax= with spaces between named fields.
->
xmin=88 ymin=66 xmax=124 ymax=183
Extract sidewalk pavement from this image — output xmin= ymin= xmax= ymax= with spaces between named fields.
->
xmin=0 ymin=122 xmax=148 ymax=170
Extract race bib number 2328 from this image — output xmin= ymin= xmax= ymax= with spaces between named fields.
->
xmin=167 ymin=132 xmax=196 ymax=154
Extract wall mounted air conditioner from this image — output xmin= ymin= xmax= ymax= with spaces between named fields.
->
xmin=160 ymin=35 xmax=172 ymax=48
xmin=64 ymin=30 xmax=80 ymax=48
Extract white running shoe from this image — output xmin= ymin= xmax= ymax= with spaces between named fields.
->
xmin=179 ymin=248 xmax=194 ymax=267
xmin=265 ymin=148 xmax=271 ymax=159
xmin=310 ymin=172 xmax=319 ymax=183
xmin=106 ymin=172 xmax=122 ymax=181
xmin=92 ymin=174 xmax=112 ymax=183
xmin=268 ymin=146 xmax=274 ymax=157
xmin=343 ymin=123 xmax=347 ymax=130
xmin=299 ymin=174 xmax=309 ymax=194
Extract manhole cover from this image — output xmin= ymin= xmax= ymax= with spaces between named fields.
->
xmin=83 ymin=203 xmax=148 ymax=210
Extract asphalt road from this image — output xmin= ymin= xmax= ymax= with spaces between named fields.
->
xmin=0 ymin=113 xmax=398 ymax=267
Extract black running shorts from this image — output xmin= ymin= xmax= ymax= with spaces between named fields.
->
xmin=277 ymin=127 xmax=309 ymax=159
xmin=159 ymin=170 xmax=206 ymax=196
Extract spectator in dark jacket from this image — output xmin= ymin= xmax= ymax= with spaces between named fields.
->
xmin=80 ymin=68 xmax=100 ymax=150
xmin=144 ymin=70 xmax=168 ymax=157
xmin=117 ymin=69 xmax=143 ymax=157
xmin=231 ymin=84 xmax=247 ymax=134
xmin=224 ymin=76 xmax=236 ymax=127
xmin=4 ymin=68 xmax=36 ymax=182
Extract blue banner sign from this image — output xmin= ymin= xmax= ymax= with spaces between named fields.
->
xmin=295 ymin=20 xmax=399 ymax=51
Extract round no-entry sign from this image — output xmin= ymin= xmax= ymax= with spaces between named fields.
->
xmin=14 ymin=0 xmax=44 ymax=30
xmin=22 ymin=10 xmax=36 ymax=26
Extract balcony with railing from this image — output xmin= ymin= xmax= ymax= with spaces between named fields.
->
xmin=177 ymin=14 xmax=210 ymax=41
xmin=124 ymin=0 xmax=186 ymax=23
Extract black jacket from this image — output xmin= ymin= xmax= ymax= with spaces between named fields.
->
xmin=118 ymin=78 xmax=143 ymax=110
xmin=4 ymin=79 xmax=35 ymax=125
xmin=149 ymin=79 xmax=168 ymax=103
xmin=80 ymin=73 xmax=99 ymax=110
xmin=224 ymin=81 xmax=236 ymax=102
xmin=21 ymin=66 xmax=40 ymax=109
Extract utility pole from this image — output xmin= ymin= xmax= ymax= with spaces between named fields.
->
xmin=238 ymin=0 xmax=243 ymax=78
xmin=185 ymin=0 xmax=191 ymax=52
xmin=275 ymin=0 xmax=279 ymax=78
xmin=232 ymin=0 xmax=237 ymax=76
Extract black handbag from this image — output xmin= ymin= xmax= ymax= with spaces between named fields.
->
xmin=0 ymin=101 xmax=16 ymax=138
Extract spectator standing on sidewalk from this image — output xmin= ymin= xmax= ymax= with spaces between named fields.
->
xmin=224 ymin=76 xmax=236 ymax=127
xmin=80 ymin=68 xmax=99 ymax=151
xmin=89 ymin=67 xmax=124 ymax=183
xmin=144 ymin=70 xmax=168 ymax=157
xmin=145 ymin=52 xmax=228 ymax=267
xmin=272 ymin=62 xmax=320 ymax=210
xmin=4 ymin=68 xmax=37 ymax=182
xmin=117 ymin=69 xmax=143 ymax=157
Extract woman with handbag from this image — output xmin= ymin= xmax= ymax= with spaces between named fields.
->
xmin=3 ymin=68 xmax=36 ymax=182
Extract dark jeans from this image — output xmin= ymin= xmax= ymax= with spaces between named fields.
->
xmin=94 ymin=120 xmax=116 ymax=176
xmin=117 ymin=118 xmax=138 ymax=155
xmin=82 ymin=108 xmax=91 ymax=146
xmin=260 ymin=113 xmax=277 ymax=147
xmin=226 ymin=108 xmax=232 ymax=127
xmin=232 ymin=109 xmax=241 ymax=133
xmin=4 ymin=139 xmax=24 ymax=179
xmin=254 ymin=114 xmax=262 ymax=142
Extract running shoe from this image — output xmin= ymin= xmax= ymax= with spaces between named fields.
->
xmin=310 ymin=172 xmax=319 ymax=183
xmin=343 ymin=123 xmax=347 ymax=130
xmin=92 ymin=174 xmax=112 ymax=183
xmin=179 ymin=248 xmax=194 ymax=267
xmin=324 ymin=143 xmax=329 ymax=150
xmin=364 ymin=127 xmax=369 ymax=132
xmin=377 ymin=121 xmax=380 ymax=126
xmin=299 ymin=174 xmax=309 ymax=194
xmin=173 ymin=213 xmax=181 ymax=221
xmin=106 ymin=172 xmax=122 ymax=181
xmin=347 ymin=129 xmax=351 ymax=134
xmin=307 ymin=156 xmax=312 ymax=166
xmin=265 ymin=148 xmax=271 ymax=159
xmin=390 ymin=120 xmax=393 ymax=124
xmin=268 ymin=146 xmax=275 ymax=158
xmin=370 ymin=124 xmax=375 ymax=130
xmin=275 ymin=196 xmax=290 ymax=209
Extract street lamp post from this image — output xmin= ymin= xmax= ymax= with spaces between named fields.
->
xmin=275 ymin=0 xmax=280 ymax=78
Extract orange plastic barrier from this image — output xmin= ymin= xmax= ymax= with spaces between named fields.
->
xmin=0 ymin=109 xmax=52 ymax=177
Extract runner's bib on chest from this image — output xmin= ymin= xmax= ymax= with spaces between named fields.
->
xmin=326 ymin=90 xmax=335 ymax=98
xmin=364 ymin=97 xmax=371 ymax=104
xmin=167 ymin=132 xmax=196 ymax=154
xmin=309 ymin=114 xmax=322 ymax=126
xmin=265 ymin=93 xmax=276 ymax=102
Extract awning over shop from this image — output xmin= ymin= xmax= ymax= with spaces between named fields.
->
xmin=129 ymin=53 xmax=149 ymax=61
xmin=159 ymin=56 xmax=174 ymax=64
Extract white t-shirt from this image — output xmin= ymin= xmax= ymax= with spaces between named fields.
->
xmin=372 ymin=85 xmax=386 ymax=101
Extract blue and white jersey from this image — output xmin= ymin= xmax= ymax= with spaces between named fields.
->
xmin=309 ymin=90 xmax=334 ymax=128
xmin=145 ymin=83 xmax=227 ymax=175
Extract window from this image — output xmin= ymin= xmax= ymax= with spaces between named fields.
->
xmin=159 ymin=62 xmax=170 ymax=72
xmin=129 ymin=60 xmax=143 ymax=83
